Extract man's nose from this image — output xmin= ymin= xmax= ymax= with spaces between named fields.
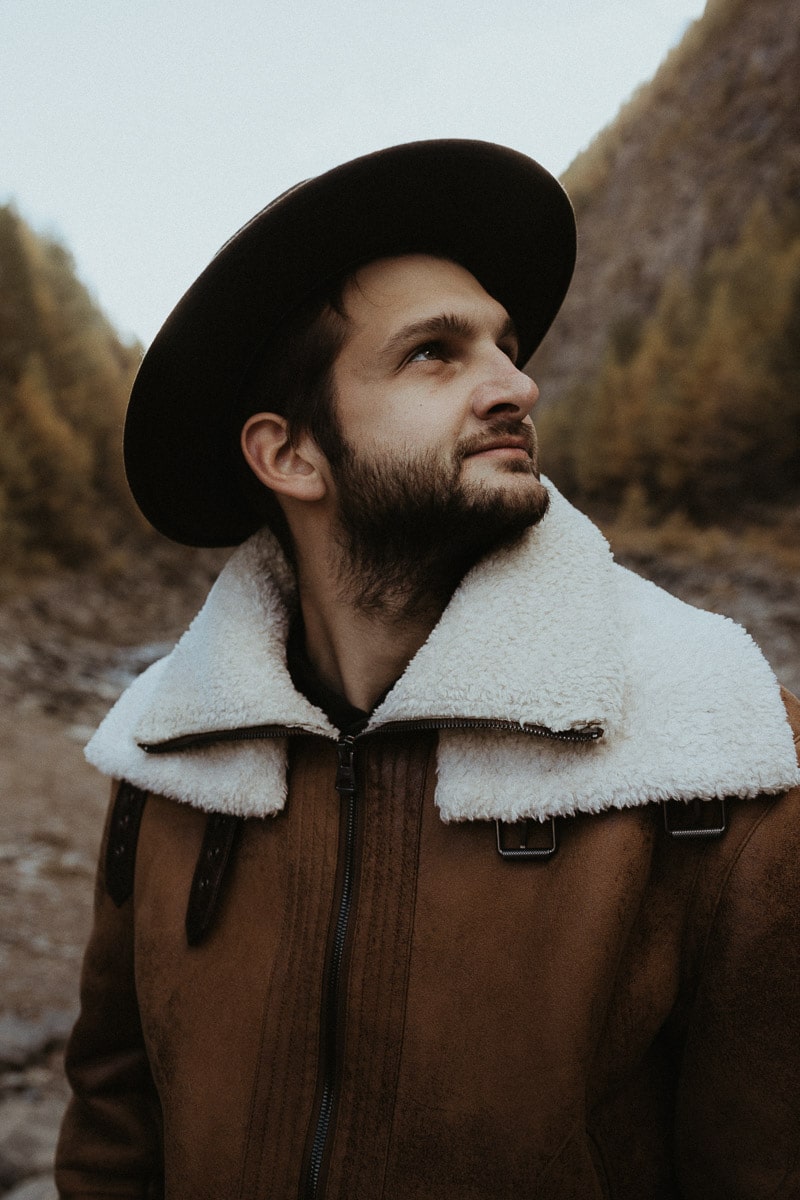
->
xmin=471 ymin=355 xmax=540 ymax=421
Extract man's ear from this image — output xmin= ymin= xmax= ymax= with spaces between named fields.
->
xmin=241 ymin=413 xmax=328 ymax=502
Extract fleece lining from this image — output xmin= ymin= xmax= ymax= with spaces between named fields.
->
xmin=85 ymin=482 xmax=800 ymax=821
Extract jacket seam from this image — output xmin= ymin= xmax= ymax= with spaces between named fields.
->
xmin=378 ymin=743 xmax=430 ymax=1197
xmin=584 ymin=1124 xmax=614 ymax=1198
xmin=274 ymin=778 xmax=333 ymax=1197
xmin=674 ymin=832 xmax=724 ymax=1011
xmin=533 ymin=1114 xmax=602 ymax=1188
xmin=587 ymin=808 xmax=660 ymax=1111
xmin=680 ymin=800 xmax=776 ymax=1017
xmin=237 ymin=812 xmax=297 ymax=1200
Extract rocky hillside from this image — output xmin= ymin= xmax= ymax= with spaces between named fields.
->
xmin=530 ymin=0 xmax=800 ymax=406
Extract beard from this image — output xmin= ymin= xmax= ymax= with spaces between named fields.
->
xmin=327 ymin=419 xmax=550 ymax=621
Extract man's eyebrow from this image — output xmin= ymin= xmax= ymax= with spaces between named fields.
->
xmin=380 ymin=312 xmax=519 ymax=362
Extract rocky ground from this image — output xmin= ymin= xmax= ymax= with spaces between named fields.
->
xmin=0 ymin=550 xmax=221 ymax=1199
xmin=0 ymin=538 xmax=797 ymax=1196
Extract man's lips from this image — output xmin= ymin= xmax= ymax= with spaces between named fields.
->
xmin=464 ymin=437 xmax=532 ymax=458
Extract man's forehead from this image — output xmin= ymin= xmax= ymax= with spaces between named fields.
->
xmin=346 ymin=252 xmax=488 ymax=297
xmin=340 ymin=253 xmax=512 ymax=333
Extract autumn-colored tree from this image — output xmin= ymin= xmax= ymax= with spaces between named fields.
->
xmin=538 ymin=195 xmax=800 ymax=519
xmin=0 ymin=205 xmax=143 ymax=577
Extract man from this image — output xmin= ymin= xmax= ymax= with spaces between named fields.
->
xmin=56 ymin=141 xmax=800 ymax=1199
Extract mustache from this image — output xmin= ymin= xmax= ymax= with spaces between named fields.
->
xmin=455 ymin=419 xmax=536 ymax=461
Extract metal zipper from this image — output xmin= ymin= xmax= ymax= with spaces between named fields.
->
xmin=139 ymin=724 xmax=302 ymax=753
xmin=302 ymin=732 xmax=360 ymax=1200
xmin=140 ymin=716 xmax=604 ymax=754
xmin=370 ymin=716 xmax=603 ymax=744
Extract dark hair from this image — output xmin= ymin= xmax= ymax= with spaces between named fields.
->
xmin=233 ymin=276 xmax=352 ymax=554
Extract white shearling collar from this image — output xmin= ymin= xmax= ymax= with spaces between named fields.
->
xmin=85 ymin=482 xmax=800 ymax=821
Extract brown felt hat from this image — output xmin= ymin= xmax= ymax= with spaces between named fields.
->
xmin=124 ymin=139 xmax=576 ymax=546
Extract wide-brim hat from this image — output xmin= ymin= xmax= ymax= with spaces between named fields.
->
xmin=124 ymin=138 xmax=576 ymax=546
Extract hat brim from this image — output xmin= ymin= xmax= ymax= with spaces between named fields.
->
xmin=124 ymin=139 xmax=576 ymax=546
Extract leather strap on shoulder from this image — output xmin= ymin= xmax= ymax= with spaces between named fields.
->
xmin=105 ymin=780 xmax=148 ymax=906
xmin=185 ymin=812 xmax=242 ymax=947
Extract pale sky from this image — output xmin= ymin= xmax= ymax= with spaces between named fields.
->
xmin=2 ymin=0 xmax=707 ymax=347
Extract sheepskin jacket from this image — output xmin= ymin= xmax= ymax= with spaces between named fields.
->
xmin=56 ymin=484 xmax=800 ymax=1200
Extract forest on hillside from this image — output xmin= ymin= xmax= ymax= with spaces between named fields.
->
xmin=538 ymin=195 xmax=800 ymax=519
xmin=0 ymin=205 xmax=143 ymax=582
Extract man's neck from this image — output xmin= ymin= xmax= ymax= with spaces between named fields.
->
xmin=290 ymin=531 xmax=443 ymax=713
xmin=296 ymin=588 xmax=439 ymax=714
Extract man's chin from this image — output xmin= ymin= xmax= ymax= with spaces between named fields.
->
xmin=442 ymin=499 xmax=548 ymax=564
xmin=460 ymin=452 xmax=542 ymax=482
xmin=459 ymin=470 xmax=549 ymax=522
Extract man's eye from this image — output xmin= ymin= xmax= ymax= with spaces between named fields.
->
xmin=407 ymin=342 xmax=443 ymax=363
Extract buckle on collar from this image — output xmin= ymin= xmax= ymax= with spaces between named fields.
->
xmin=496 ymin=816 xmax=558 ymax=860
xmin=663 ymin=797 xmax=727 ymax=839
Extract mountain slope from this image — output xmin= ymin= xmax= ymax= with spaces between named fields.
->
xmin=531 ymin=0 xmax=800 ymax=411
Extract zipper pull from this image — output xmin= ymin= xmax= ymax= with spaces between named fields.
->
xmin=574 ymin=721 xmax=604 ymax=740
xmin=335 ymin=734 xmax=357 ymax=798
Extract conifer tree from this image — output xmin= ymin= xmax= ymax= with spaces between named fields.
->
xmin=538 ymin=194 xmax=800 ymax=518
xmin=0 ymin=204 xmax=142 ymax=578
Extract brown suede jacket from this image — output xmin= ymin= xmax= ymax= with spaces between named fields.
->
xmin=57 ymin=696 xmax=800 ymax=1199
xmin=55 ymin=493 xmax=800 ymax=1198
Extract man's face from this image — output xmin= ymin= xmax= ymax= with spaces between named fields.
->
xmin=329 ymin=254 xmax=546 ymax=515
xmin=317 ymin=255 xmax=549 ymax=615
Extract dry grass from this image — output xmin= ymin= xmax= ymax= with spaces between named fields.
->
xmin=599 ymin=492 xmax=800 ymax=574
